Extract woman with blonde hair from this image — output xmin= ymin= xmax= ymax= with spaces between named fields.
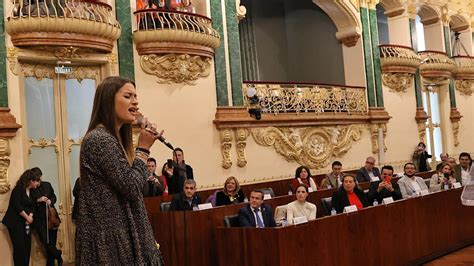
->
xmin=215 ymin=176 xmax=246 ymax=206
xmin=430 ymin=162 xmax=457 ymax=192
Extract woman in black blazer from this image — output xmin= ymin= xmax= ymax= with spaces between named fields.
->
xmin=2 ymin=169 xmax=41 ymax=266
xmin=331 ymin=174 xmax=370 ymax=214
xmin=215 ymin=176 xmax=245 ymax=206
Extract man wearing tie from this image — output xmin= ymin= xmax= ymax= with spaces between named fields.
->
xmin=238 ymin=190 xmax=276 ymax=228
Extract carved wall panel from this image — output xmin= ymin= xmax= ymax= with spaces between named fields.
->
xmin=250 ymin=125 xmax=364 ymax=168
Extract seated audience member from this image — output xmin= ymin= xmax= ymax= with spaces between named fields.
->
xmin=356 ymin=156 xmax=381 ymax=183
xmin=216 ymin=176 xmax=245 ymax=206
xmin=169 ymin=179 xmax=201 ymax=211
xmin=454 ymin=152 xmax=472 ymax=185
xmin=331 ymin=174 xmax=369 ymax=214
xmin=436 ymin=153 xmax=449 ymax=171
xmin=430 ymin=163 xmax=457 ymax=192
xmin=320 ymin=161 xmax=344 ymax=189
xmin=143 ymin=157 xmax=167 ymax=197
xmin=368 ymin=165 xmax=402 ymax=204
xmin=412 ymin=142 xmax=432 ymax=172
xmin=397 ymin=162 xmax=429 ymax=198
xmin=290 ymin=166 xmax=318 ymax=193
xmin=286 ymin=185 xmax=316 ymax=224
xmin=238 ymin=189 xmax=276 ymax=228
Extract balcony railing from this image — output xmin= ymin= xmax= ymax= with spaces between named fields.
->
xmin=133 ymin=9 xmax=220 ymax=57
xmin=243 ymin=82 xmax=368 ymax=115
xmin=379 ymin=44 xmax=421 ymax=73
xmin=418 ymin=51 xmax=456 ymax=79
xmin=6 ymin=0 xmax=121 ymax=52
xmin=452 ymin=56 xmax=474 ymax=80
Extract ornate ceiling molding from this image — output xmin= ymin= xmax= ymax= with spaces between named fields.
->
xmin=455 ymin=80 xmax=473 ymax=96
xmin=382 ymin=73 xmax=413 ymax=93
xmin=140 ymin=54 xmax=212 ymax=85
xmin=250 ymin=125 xmax=364 ymax=169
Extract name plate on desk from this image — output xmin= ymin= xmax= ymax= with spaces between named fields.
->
xmin=197 ymin=203 xmax=213 ymax=210
xmin=382 ymin=197 xmax=394 ymax=204
xmin=343 ymin=205 xmax=358 ymax=214
xmin=370 ymin=176 xmax=380 ymax=182
xmin=263 ymin=194 xmax=272 ymax=200
xmin=420 ymin=189 xmax=430 ymax=196
xmin=453 ymin=182 xmax=462 ymax=189
xmin=293 ymin=216 xmax=308 ymax=225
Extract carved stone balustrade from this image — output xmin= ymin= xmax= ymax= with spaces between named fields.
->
xmin=6 ymin=0 xmax=121 ymax=53
xmin=379 ymin=45 xmax=421 ymax=92
xmin=133 ymin=9 xmax=220 ymax=84
xmin=418 ymin=51 xmax=456 ymax=82
xmin=213 ymin=82 xmax=391 ymax=169
xmin=452 ymin=56 xmax=474 ymax=96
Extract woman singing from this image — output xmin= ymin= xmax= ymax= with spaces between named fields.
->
xmin=75 ymin=76 xmax=164 ymax=265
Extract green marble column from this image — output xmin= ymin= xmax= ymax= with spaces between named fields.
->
xmin=443 ymin=26 xmax=456 ymax=108
xmin=0 ymin=2 xmax=8 ymax=107
xmin=211 ymin=0 xmax=229 ymax=106
xmin=368 ymin=8 xmax=384 ymax=107
xmin=224 ymin=0 xmax=243 ymax=106
xmin=409 ymin=18 xmax=423 ymax=107
xmin=115 ymin=0 xmax=135 ymax=81
xmin=360 ymin=7 xmax=376 ymax=107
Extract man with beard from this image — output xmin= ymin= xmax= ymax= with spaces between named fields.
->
xmin=397 ymin=162 xmax=429 ymax=198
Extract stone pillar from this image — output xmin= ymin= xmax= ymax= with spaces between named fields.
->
xmin=115 ymin=0 xmax=135 ymax=80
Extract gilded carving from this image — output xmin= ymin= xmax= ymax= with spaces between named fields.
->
xmin=21 ymin=64 xmax=56 ymax=80
xmin=236 ymin=0 xmax=247 ymax=21
xmin=65 ymin=66 xmax=99 ymax=82
xmin=0 ymin=138 xmax=11 ymax=194
xmin=251 ymin=125 xmax=363 ymax=168
xmin=28 ymin=138 xmax=56 ymax=154
xmin=382 ymin=73 xmax=413 ymax=93
xmin=6 ymin=47 xmax=19 ymax=75
xmin=235 ymin=128 xmax=249 ymax=168
xmin=452 ymin=121 xmax=460 ymax=147
xmin=454 ymin=80 xmax=473 ymax=96
xmin=367 ymin=124 xmax=387 ymax=154
xmin=107 ymin=53 xmax=119 ymax=75
xmin=54 ymin=46 xmax=82 ymax=60
xmin=140 ymin=54 xmax=212 ymax=85
xmin=220 ymin=129 xmax=233 ymax=169
xmin=417 ymin=122 xmax=427 ymax=143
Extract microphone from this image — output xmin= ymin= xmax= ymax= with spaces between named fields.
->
xmin=136 ymin=116 xmax=174 ymax=150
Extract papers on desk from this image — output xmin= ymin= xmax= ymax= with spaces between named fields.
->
xmin=453 ymin=182 xmax=462 ymax=189
xmin=197 ymin=203 xmax=213 ymax=210
xmin=293 ymin=216 xmax=308 ymax=225
xmin=420 ymin=189 xmax=429 ymax=196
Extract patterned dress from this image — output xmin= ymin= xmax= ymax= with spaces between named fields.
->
xmin=76 ymin=127 xmax=164 ymax=265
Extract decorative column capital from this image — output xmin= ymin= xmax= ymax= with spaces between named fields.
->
xmin=236 ymin=0 xmax=247 ymax=21
xmin=0 ymin=108 xmax=21 ymax=194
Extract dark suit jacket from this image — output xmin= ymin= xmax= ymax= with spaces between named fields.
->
xmin=238 ymin=203 xmax=276 ymax=228
xmin=169 ymin=193 xmax=202 ymax=211
xmin=215 ymin=189 xmax=245 ymax=206
xmin=367 ymin=180 xmax=402 ymax=204
xmin=166 ymin=163 xmax=194 ymax=194
xmin=331 ymin=187 xmax=370 ymax=214
xmin=2 ymin=185 xmax=35 ymax=229
xmin=31 ymin=181 xmax=60 ymax=230
xmin=72 ymin=177 xmax=81 ymax=221
xmin=454 ymin=164 xmax=469 ymax=183
xmin=356 ymin=167 xmax=381 ymax=183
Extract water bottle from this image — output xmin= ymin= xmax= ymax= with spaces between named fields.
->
xmin=25 ymin=223 xmax=30 ymax=235
xmin=330 ymin=208 xmax=337 ymax=216
xmin=373 ymin=199 xmax=379 ymax=206
xmin=244 ymin=197 xmax=249 ymax=203
xmin=288 ymin=189 xmax=293 ymax=195
xmin=281 ymin=218 xmax=289 ymax=227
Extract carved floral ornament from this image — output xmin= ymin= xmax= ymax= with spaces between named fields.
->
xmin=382 ymin=73 xmax=413 ymax=93
xmin=0 ymin=138 xmax=12 ymax=194
xmin=140 ymin=54 xmax=212 ymax=85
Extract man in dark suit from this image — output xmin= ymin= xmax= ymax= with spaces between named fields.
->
xmin=454 ymin=152 xmax=472 ymax=185
xmin=30 ymin=167 xmax=63 ymax=266
xmin=368 ymin=165 xmax=402 ymax=204
xmin=166 ymin=148 xmax=194 ymax=194
xmin=356 ymin=156 xmax=381 ymax=183
xmin=238 ymin=189 xmax=276 ymax=228
xmin=169 ymin=179 xmax=201 ymax=211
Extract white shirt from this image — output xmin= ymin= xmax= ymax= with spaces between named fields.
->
xmin=368 ymin=171 xmax=379 ymax=181
xmin=461 ymin=167 xmax=471 ymax=185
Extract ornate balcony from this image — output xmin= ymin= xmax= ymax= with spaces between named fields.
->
xmin=418 ymin=51 xmax=456 ymax=82
xmin=452 ymin=56 xmax=474 ymax=95
xmin=133 ymin=9 xmax=220 ymax=84
xmin=5 ymin=0 xmax=121 ymax=53
xmin=379 ymin=45 xmax=421 ymax=92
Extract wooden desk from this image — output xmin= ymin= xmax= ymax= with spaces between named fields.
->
xmin=215 ymin=188 xmax=474 ymax=266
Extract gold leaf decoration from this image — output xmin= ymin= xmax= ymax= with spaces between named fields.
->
xmin=0 ymin=138 xmax=11 ymax=194
xmin=251 ymin=125 xmax=363 ymax=168
xmin=140 ymin=54 xmax=211 ymax=85
xmin=220 ymin=129 xmax=233 ymax=169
